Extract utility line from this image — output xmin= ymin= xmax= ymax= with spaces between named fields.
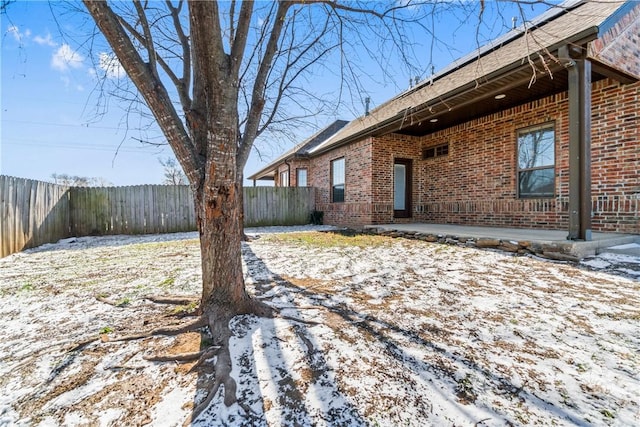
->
xmin=1 ymin=118 xmax=163 ymax=133
xmin=3 ymin=138 xmax=167 ymax=153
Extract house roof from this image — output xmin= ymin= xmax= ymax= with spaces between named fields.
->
xmin=310 ymin=0 xmax=639 ymax=155
xmin=248 ymin=120 xmax=349 ymax=181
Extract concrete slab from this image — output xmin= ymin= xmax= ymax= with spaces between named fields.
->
xmin=364 ymin=223 xmax=639 ymax=259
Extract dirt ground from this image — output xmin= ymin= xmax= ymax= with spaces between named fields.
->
xmin=1 ymin=228 xmax=638 ymax=426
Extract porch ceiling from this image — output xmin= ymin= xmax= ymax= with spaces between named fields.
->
xmin=390 ymin=65 xmax=609 ymax=137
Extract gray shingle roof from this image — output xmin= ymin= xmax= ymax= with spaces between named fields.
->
xmin=247 ymin=120 xmax=349 ymax=180
xmin=310 ymin=0 xmax=627 ymax=155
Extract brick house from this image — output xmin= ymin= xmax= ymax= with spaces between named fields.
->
xmin=250 ymin=0 xmax=640 ymax=237
xmin=248 ymin=120 xmax=348 ymax=188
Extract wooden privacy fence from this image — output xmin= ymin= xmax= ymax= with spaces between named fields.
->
xmin=0 ymin=176 xmax=71 ymax=259
xmin=1 ymin=175 xmax=316 ymax=258
xmin=69 ymin=185 xmax=196 ymax=236
xmin=243 ymin=186 xmax=315 ymax=227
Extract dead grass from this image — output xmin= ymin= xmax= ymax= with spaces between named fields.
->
xmin=262 ymin=230 xmax=392 ymax=249
xmin=1 ymin=229 xmax=638 ymax=426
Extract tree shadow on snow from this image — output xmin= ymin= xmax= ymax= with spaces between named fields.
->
xmin=228 ymin=244 xmax=591 ymax=427
xmin=190 ymin=245 xmax=365 ymax=426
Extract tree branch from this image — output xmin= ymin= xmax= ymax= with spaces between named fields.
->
xmin=133 ymin=0 xmax=159 ymax=80
xmin=166 ymin=0 xmax=192 ymax=111
xmin=230 ymin=0 xmax=253 ymax=79
xmin=83 ymin=0 xmax=200 ymax=186
xmin=237 ymin=0 xmax=290 ymax=169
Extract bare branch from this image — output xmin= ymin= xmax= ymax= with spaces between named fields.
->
xmin=230 ymin=1 xmax=252 ymax=78
xmin=83 ymin=0 xmax=200 ymax=186
xmin=238 ymin=1 xmax=291 ymax=168
xmin=133 ymin=0 xmax=159 ymax=79
xmin=165 ymin=0 xmax=192 ymax=111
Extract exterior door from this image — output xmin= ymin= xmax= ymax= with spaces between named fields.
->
xmin=393 ymin=159 xmax=412 ymax=218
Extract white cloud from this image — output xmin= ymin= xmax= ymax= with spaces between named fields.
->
xmin=51 ymin=44 xmax=84 ymax=71
xmin=7 ymin=25 xmax=31 ymax=42
xmin=33 ymin=33 xmax=57 ymax=47
xmin=98 ymin=52 xmax=126 ymax=79
xmin=60 ymin=75 xmax=70 ymax=88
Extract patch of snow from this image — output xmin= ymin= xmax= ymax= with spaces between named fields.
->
xmin=150 ymin=384 xmax=193 ymax=426
xmin=597 ymin=252 xmax=640 ymax=264
xmin=581 ymin=257 xmax=612 ymax=269
xmin=1 ymin=228 xmax=639 ymax=426
xmin=608 ymin=243 xmax=640 ymax=250
xmin=97 ymin=408 xmax=124 ymax=426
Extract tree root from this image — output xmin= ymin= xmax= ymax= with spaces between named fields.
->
xmin=143 ymin=346 xmax=222 ymax=364
xmin=188 ymin=346 xmax=222 ymax=373
xmin=63 ymin=294 xmax=276 ymax=426
xmin=107 ymin=316 xmax=207 ymax=342
xmin=183 ymin=298 xmax=278 ymax=425
xmin=146 ymin=295 xmax=198 ymax=305
xmin=95 ymin=295 xmax=127 ymax=307
xmin=279 ymin=314 xmax=321 ymax=326
xmin=186 ymin=344 xmax=236 ymax=426
xmin=65 ymin=336 xmax=102 ymax=353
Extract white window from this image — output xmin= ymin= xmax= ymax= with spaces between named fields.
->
xmin=297 ymin=168 xmax=308 ymax=187
xmin=331 ymin=158 xmax=345 ymax=203
xmin=517 ymin=124 xmax=555 ymax=198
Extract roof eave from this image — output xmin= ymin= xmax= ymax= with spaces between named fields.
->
xmin=312 ymin=27 xmax=602 ymax=157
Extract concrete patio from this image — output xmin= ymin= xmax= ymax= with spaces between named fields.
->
xmin=363 ymin=223 xmax=639 ymax=260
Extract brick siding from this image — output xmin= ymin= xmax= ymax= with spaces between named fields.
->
xmin=310 ymin=138 xmax=374 ymax=226
xmin=588 ymin=3 xmax=640 ymax=79
xmin=274 ymin=159 xmax=310 ymax=187
xmin=311 ymin=78 xmax=638 ymax=233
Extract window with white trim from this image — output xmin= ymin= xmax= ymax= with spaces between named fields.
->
xmin=297 ymin=168 xmax=308 ymax=187
xmin=331 ymin=158 xmax=345 ymax=203
xmin=517 ymin=123 xmax=555 ymax=198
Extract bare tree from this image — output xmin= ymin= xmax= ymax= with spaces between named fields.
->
xmin=159 ymin=156 xmax=187 ymax=185
xmin=79 ymin=0 xmax=529 ymax=421
xmin=51 ymin=173 xmax=112 ymax=187
xmin=0 ymin=0 xmax=14 ymax=14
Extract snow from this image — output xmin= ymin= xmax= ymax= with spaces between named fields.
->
xmin=607 ymin=243 xmax=640 ymax=250
xmin=0 ymin=226 xmax=639 ymax=426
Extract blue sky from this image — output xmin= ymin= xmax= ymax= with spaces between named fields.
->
xmin=1 ymin=1 xmax=552 ymax=187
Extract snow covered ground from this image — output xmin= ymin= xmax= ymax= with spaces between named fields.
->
xmin=0 ymin=226 xmax=638 ymax=426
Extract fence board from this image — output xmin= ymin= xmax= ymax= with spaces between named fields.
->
xmin=0 ymin=176 xmax=70 ymax=258
xmin=2 ymin=177 xmax=315 ymax=257
xmin=243 ymin=186 xmax=314 ymax=227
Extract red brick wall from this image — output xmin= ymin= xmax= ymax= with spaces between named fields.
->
xmin=588 ymin=3 xmax=640 ymax=79
xmin=310 ymin=138 xmax=374 ymax=226
xmin=364 ymin=78 xmax=638 ymax=233
xmin=310 ymin=78 xmax=638 ymax=233
xmin=273 ymin=159 xmax=310 ymax=187
xmin=591 ymin=79 xmax=640 ymax=233
xmin=402 ymin=91 xmax=572 ymax=230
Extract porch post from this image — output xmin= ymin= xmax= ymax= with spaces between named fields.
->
xmin=565 ymin=47 xmax=592 ymax=241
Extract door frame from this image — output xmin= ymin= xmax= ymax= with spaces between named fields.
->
xmin=393 ymin=158 xmax=412 ymax=218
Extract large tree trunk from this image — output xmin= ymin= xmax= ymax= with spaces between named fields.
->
xmin=189 ymin=124 xmax=272 ymax=416
xmin=192 ymin=121 xmax=272 ymax=319
xmin=194 ymin=166 xmax=248 ymax=312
